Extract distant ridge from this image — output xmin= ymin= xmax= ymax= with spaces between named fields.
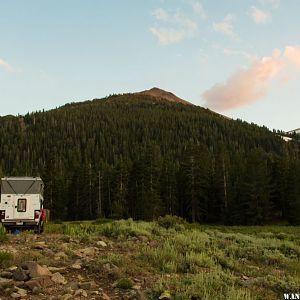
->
xmin=137 ymin=87 xmax=193 ymax=106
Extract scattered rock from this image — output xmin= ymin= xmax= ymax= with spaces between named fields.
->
xmin=34 ymin=241 xmax=47 ymax=250
xmin=77 ymin=274 xmax=84 ymax=281
xmin=70 ymin=262 xmax=82 ymax=270
xmin=22 ymin=261 xmax=51 ymax=278
xmin=25 ymin=276 xmax=53 ymax=289
xmin=15 ymin=287 xmax=27 ymax=297
xmin=48 ymin=266 xmax=67 ymax=273
xmin=12 ymin=268 xmax=28 ymax=281
xmin=74 ymin=289 xmax=88 ymax=298
xmin=132 ymin=284 xmax=141 ymax=290
xmin=62 ymin=294 xmax=73 ymax=300
xmin=96 ymin=241 xmax=107 ymax=247
xmin=99 ymin=292 xmax=111 ymax=300
xmin=0 ymin=271 xmax=12 ymax=278
xmin=0 ymin=277 xmax=13 ymax=287
xmin=54 ymin=251 xmax=68 ymax=260
xmin=66 ymin=281 xmax=79 ymax=290
xmin=10 ymin=293 xmax=21 ymax=299
xmin=102 ymin=263 xmax=119 ymax=273
xmin=74 ymin=247 xmax=98 ymax=257
xmin=79 ymin=280 xmax=97 ymax=290
xmin=7 ymin=266 xmax=18 ymax=272
xmin=51 ymin=272 xmax=67 ymax=285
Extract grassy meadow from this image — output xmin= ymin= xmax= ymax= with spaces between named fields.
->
xmin=1 ymin=217 xmax=300 ymax=299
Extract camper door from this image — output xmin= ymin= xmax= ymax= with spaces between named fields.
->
xmin=13 ymin=196 xmax=36 ymax=220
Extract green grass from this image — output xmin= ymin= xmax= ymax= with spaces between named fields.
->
xmin=0 ymin=251 xmax=14 ymax=268
xmin=44 ymin=219 xmax=300 ymax=300
xmin=0 ymin=225 xmax=8 ymax=243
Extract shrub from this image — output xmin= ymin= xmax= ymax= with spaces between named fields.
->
xmin=116 ymin=278 xmax=133 ymax=289
xmin=157 ymin=215 xmax=187 ymax=230
xmin=0 ymin=225 xmax=8 ymax=243
xmin=0 ymin=251 xmax=14 ymax=268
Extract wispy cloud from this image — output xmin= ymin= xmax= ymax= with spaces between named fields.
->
xmin=259 ymin=0 xmax=280 ymax=8
xmin=223 ymin=48 xmax=254 ymax=60
xmin=202 ymin=46 xmax=300 ymax=111
xmin=0 ymin=58 xmax=13 ymax=72
xmin=150 ymin=8 xmax=197 ymax=45
xmin=191 ymin=1 xmax=206 ymax=19
xmin=213 ymin=14 xmax=236 ymax=38
xmin=251 ymin=6 xmax=272 ymax=24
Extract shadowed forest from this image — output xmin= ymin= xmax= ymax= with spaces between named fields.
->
xmin=0 ymin=93 xmax=299 ymax=225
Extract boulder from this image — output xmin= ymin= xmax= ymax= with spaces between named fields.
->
xmin=22 ymin=261 xmax=51 ymax=278
xmin=12 ymin=268 xmax=28 ymax=281
xmin=25 ymin=276 xmax=53 ymax=289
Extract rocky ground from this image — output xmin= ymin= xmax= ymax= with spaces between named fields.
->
xmin=0 ymin=233 xmax=154 ymax=300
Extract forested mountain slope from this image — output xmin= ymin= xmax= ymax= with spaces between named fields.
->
xmin=0 ymin=90 xmax=299 ymax=224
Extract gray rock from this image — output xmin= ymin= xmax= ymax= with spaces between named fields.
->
xmin=54 ymin=251 xmax=68 ymax=260
xmin=79 ymin=281 xmax=97 ymax=290
xmin=15 ymin=287 xmax=27 ymax=297
xmin=0 ymin=277 xmax=13 ymax=287
xmin=51 ymin=272 xmax=67 ymax=285
xmin=10 ymin=293 xmax=21 ymax=299
xmin=74 ymin=289 xmax=88 ymax=298
xmin=12 ymin=268 xmax=28 ymax=281
xmin=66 ymin=281 xmax=79 ymax=290
xmin=70 ymin=261 xmax=82 ymax=270
xmin=62 ymin=294 xmax=73 ymax=300
xmin=0 ymin=271 xmax=12 ymax=278
xmin=96 ymin=241 xmax=107 ymax=247
xmin=75 ymin=247 xmax=98 ymax=257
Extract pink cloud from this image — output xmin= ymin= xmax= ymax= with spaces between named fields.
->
xmin=202 ymin=46 xmax=300 ymax=111
xmin=0 ymin=58 xmax=13 ymax=72
xmin=284 ymin=46 xmax=300 ymax=68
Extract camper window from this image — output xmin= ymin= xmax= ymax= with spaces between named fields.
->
xmin=17 ymin=199 xmax=27 ymax=212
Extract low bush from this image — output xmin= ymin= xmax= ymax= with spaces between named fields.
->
xmin=0 ymin=251 xmax=14 ymax=268
xmin=0 ymin=225 xmax=8 ymax=243
xmin=116 ymin=278 xmax=134 ymax=289
xmin=157 ymin=215 xmax=187 ymax=230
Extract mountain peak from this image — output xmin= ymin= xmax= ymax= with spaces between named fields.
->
xmin=137 ymin=87 xmax=193 ymax=106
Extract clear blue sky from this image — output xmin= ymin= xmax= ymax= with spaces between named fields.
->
xmin=0 ymin=0 xmax=299 ymax=131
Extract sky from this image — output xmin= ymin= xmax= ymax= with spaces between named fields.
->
xmin=0 ymin=0 xmax=300 ymax=131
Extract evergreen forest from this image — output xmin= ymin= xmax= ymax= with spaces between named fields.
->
xmin=0 ymin=93 xmax=299 ymax=225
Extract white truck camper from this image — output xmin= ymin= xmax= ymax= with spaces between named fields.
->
xmin=0 ymin=177 xmax=45 ymax=233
